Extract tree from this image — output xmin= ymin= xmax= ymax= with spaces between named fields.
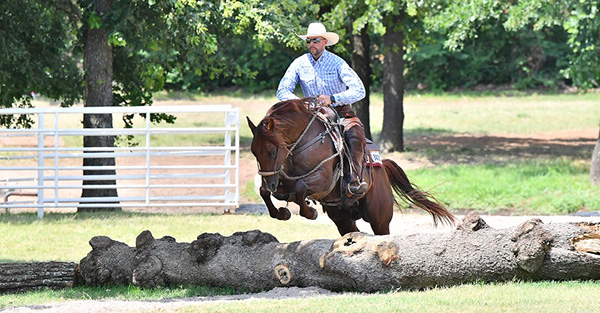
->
xmin=379 ymin=12 xmax=406 ymax=152
xmin=427 ymin=0 xmax=600 ymax=185
xmin=327 ymin=1 xmax=436 ymax=152
xmin=1 ymin=0 xmax=319 ymax=210
xmin=79 ymin=0 xmax=120 ymax=211
xmin=0 ymin=0 xmax=80 ymax=114
xmin=349 ymin=18 xmax=373 ymax=140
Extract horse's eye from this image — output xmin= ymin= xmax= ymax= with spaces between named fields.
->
xmin=269 ymin=151 xmax=276 ymax=158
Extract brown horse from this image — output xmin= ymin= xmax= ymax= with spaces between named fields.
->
xmin=247 ymin=98 xmax=455 ymax=235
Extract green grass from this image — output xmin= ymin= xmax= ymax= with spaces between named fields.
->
xmin=370 ymin=92 xmax=600 ymax=136
xmin=168 ymin=281 xmax=600 ymax=313
xmin=2 ymin=280 xmax=599 ymax=311
xmin=408 ymin=158 xmax=600 ymax=214
xmin=0 ymin=212 xmax=339 ymax=262
xmin=0 ymin=285 xmax=238 ymax=309
xmin=181 ymin=281 xmax=600 ymax=313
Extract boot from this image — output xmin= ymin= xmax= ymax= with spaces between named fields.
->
xmin=348 ymin=178 xmax=367 ymax=197
xmin=345 ymin=130 xmax=367 ymax=199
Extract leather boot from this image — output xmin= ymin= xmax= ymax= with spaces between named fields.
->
xmin=345 ymin=127 xmax=367 ymax=198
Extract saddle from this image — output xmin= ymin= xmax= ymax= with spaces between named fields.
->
xmin=315 ymin=106 xmax=383 ymax=207
xmin=272 ymin=103 xmax=381 ymax=209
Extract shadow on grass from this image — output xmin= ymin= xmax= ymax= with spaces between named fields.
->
xmin=371 ymin=127 xmax=457 ymax=143
xmin=0 ymin=211 xmax=182 ymax=225
xmin=0 ymin=285 xmax=242 ymax=309
xmin=372 ymin=127 xmax=596 ymax=165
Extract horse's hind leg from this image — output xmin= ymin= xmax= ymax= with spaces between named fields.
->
xmin=324 ymin=205 xmax=359 ymax=236
xmin=361 ymin=167 xmax=394 ymax=235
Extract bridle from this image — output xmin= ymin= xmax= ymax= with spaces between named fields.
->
xmin=256 ymin=144 xmax=283 ymax=177
xmin=256 ymin=107 xmax=343 ymax=181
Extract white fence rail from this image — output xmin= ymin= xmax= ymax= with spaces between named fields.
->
xmin=0 ymin=105 xmax=239 ymax=218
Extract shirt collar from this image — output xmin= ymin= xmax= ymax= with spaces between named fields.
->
xmin=308 ymin=49 xmax=330 ymax=65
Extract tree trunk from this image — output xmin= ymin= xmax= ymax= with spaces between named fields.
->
xmin=79 ymin=0 xmax=120 ymax=212
xmin=591 ymin=127 xmax=600 ymax=186
xmin=77 ymin=212 xmax=600 ymax=292
xmin=379 ymin=13 xmax=405 ymax=152
xmin=0 ymin=262 xmax=77 ymax=293
xmin=350 ymin=21 xmax=372 ymax=140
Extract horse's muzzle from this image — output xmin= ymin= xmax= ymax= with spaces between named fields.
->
xmin=262 ymin=175 xmax=279 ymax=193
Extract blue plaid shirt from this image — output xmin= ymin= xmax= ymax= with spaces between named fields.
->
xmin=277 ymin=50 xmax=365 ymax=107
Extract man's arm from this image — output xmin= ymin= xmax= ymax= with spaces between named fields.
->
xmin=331 ymin=62 xmax=365 ymax=106
xmin=276 ymin=61 xmax=301 ymax=101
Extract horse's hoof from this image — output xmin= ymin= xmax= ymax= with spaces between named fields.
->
xmin=277 ymin=208 xmax=291 ymax=220
xmin=302 ymin=207 xmax=318 ymax=220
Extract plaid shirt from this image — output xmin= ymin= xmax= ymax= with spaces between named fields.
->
xmin=277 ymin=50 xmax=365 ymax=107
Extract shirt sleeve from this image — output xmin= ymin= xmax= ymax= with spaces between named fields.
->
xmin=277 ymin=60 xmax=301 ymax=101
xmin=332 ymin=62 xmax=365 ymax=106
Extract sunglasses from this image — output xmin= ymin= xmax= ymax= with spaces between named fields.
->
xmin=305 ymin=37 xmax=323 ymax=44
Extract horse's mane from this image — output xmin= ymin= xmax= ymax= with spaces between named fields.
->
xmin=256 ymin=98 xmax=315 ymax=147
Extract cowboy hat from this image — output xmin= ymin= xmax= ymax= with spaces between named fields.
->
xmin=297 ymin=22 xmax=339 ymax=46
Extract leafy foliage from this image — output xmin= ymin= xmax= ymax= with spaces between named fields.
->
xmin=406 ymin=25 xmax=570 ymax=91
xmin=427 ymin=0 xmax=600 ymax=89
xmin=0 ymin=0 xmax=81 ymax=125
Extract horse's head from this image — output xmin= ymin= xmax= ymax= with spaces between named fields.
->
xmin=247 ymin=116 xmax=290 ymax=193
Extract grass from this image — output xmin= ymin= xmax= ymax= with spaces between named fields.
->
xmin=370 ymin=92 xmax=600 ymax=136
xmin=409 ymin=158 xmax=600 ymax=214
xmin=166 ymin=281 xmax=600 ymax=313
xmin=0 ymin=285 xmax=239 ymax=309
xmin=0 ymin=212 xmax=339 ymax=263
xmin=4 ymin=281 xmax=597 ymax=312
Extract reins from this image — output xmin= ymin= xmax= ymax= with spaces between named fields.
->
xmin=257 ymin=106 xmax=344 ymax=183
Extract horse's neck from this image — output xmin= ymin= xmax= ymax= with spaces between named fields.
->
xmin=282 ymin=113 xmax=312 ymax=144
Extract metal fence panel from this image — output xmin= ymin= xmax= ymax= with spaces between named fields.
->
xmin=0 ymin=105 xmax=239 ymax=218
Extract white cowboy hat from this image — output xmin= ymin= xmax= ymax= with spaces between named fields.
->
xmin=297 ymin=22 xmax=339 ymax=46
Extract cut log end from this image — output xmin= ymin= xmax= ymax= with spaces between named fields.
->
xmin=274 ymin=264 xmax=292 ymax=285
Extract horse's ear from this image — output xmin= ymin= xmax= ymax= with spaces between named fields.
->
xmin=246 ymin=116 xmax=256 ymax=133
xmin=267 ymin=117 xmax=275 ymax=131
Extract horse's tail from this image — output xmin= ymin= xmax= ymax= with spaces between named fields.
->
xmin=382 ymin=159 xmax=456 ymax=227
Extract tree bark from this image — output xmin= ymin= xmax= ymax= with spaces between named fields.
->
xmin=379 ymin=13 xmax=405 ymax=152
xmin=591 ymin=127 xmax=600 ymax=186
xmin=350 ymin=20 xmax=372 ymax=140
xmin=0 ymin=262 xmax=77 ymax=293
xmin=79 ymin=0 xmax=121 ymax=212
xmin=77 ymin=212 xmax=600 ymax=292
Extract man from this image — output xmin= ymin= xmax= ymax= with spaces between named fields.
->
xmin=277 ymin=22 xmax=368 ymax=200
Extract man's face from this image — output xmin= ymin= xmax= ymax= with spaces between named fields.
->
xmin=306 ymin=36 xmax=327 ymax=59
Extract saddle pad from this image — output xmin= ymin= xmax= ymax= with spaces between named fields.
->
xmin=365 ymin=139 xmax=383 ymax=167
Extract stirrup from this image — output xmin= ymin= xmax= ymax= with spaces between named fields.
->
xmin=347 ymin=181 xmax=367 ymax=197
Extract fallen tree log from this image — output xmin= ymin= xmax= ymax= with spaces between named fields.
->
xmin=77 ymin=212 xmax=600 ymax=292
xmin=0 ymin=262 xmax=77 ymax=293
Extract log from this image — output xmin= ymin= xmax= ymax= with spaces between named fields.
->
xmin=0 ymin=262 xmax=77 ymax=293
xmin=77 ymin=212 xmax=600 ymax=292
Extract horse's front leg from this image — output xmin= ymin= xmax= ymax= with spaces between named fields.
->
xmin=292 ymin=180 xmax=318 ymax=220
xmin=259 ymin=186 xmax=291 ymax=220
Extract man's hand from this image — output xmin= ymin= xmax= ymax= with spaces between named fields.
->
xmin=317 ymin=94 xmax=332 ymax=106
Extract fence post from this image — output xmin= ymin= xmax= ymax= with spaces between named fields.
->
xmin=37 ymin=113 xmax=45 ymax=219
